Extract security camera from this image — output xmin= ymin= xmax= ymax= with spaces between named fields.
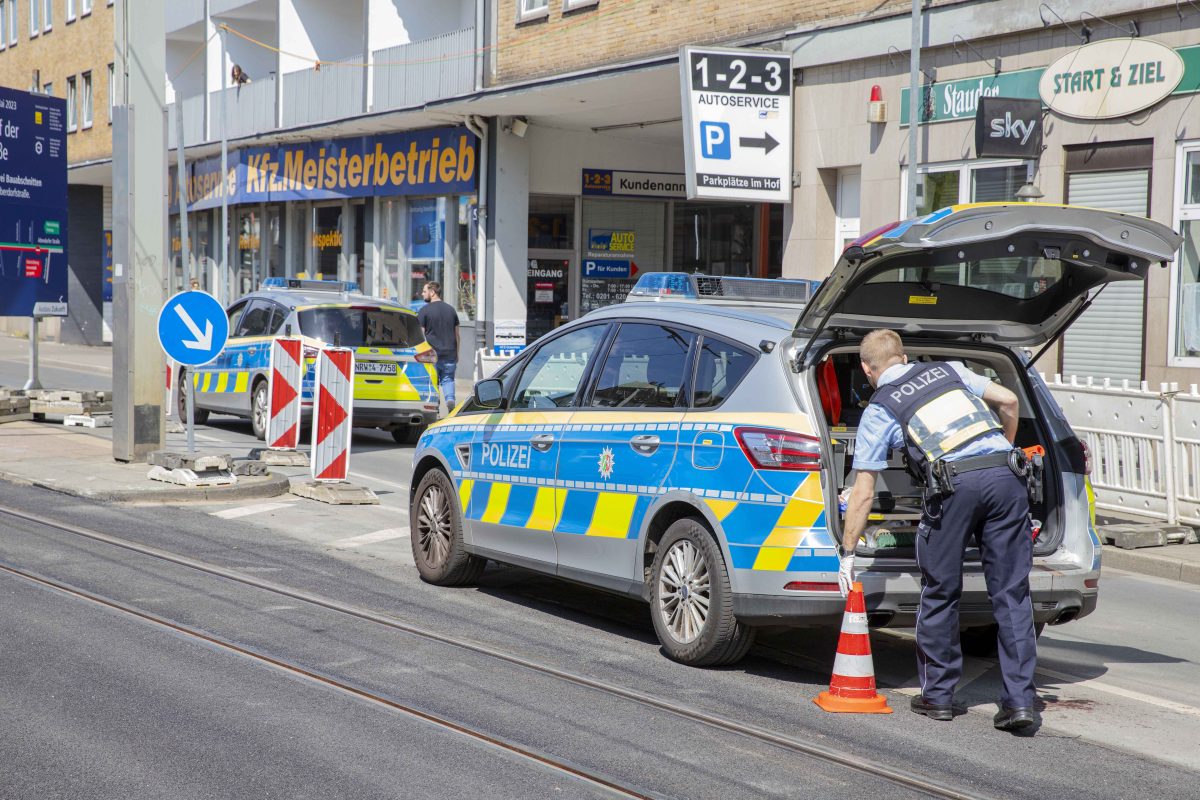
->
xmin=509 ymin=117 xmax=528 ymax=137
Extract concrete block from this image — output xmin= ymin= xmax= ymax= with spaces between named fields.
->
xmin=0 ymin=412 xmax=33 ymax=424
xmin=147 ymin=465 xmax=238 ymax=488
xmin=1099 ymin=524 xmax=1168 ymax=549
xmin=251 ymin=448 xmax=310 ymax=467
xmin=290 ymin=480 xmax=379 ymax=505
xmin=232 ymin=460 xmax=270 ymax=477
xmin=64 ymin=414 xmax=113 ymax=428
xmin=149 ymin=450 xmax=234 ymax=472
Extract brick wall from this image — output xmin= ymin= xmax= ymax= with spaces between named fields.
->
xmin=494 ymin=0 xmax=960 ymax=85
xmin=0 ymin=0 xmax=114 ymax=165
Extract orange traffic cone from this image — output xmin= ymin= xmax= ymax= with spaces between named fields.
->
xmin=814 ymin=581 xmax=893 ymax=714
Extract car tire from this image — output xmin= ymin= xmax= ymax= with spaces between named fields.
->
xmin=649 ymin=518 xmax=756 ymax=667
xmin=961 ymin=621 xmax=1045 ymax=658
xmin=410 ymin=469 xmax=486 ymax=586
xmin=178 ymin=369 xmax=210 ymax=426
xmin=250 ymin=379 xmax=269 ymax=441
xmin=392 ymin=424 xmax=426 ymax=445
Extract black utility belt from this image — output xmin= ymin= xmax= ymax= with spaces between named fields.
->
xmin=938 ymin=450 xmax=1019 ymax=479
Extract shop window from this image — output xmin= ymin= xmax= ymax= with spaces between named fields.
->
xmin=907 ymin=160 xmax=1032 ymax=217
xmin=408 ymin=197 xmax=446 ymax=305
xmin=266 ymin=206 xmax=283 ymax=280
xmin=528 ymin=195 xmax=574 ymax=249
xmin=1173 ymin=145 xmax=1200 ymax=363
xmin=673 ymin=202 xmax=755 ymax=277
xmin=312 ymin=204 xmax=343 ymax=279
xmin=591 ymin=324 xmax=694 ymax=409
xmin=581 ymin=198 xmax=664 ymax=315
xmin=453 ymin=197 xmax=475 ymax=322
xmin=237 ymin=209 xmax=260 ymax=296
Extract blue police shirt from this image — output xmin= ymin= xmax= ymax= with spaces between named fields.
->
xmin=852 ymin=362 xmax=1012 ymax=472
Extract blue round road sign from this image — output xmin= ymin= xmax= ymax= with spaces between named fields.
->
xmin=157 ymin=290 xmax=229 ymax=366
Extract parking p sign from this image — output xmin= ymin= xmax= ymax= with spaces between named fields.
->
xmin=680 ymin=45 xmax=793 ymax=203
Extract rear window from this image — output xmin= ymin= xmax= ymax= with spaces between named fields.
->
xmin=865 ymin=257 xmax=1064 ymax=300
xmin=692 ymin=337 xmax=756 ymax=407
xmin=298 ymin=306 xmax=424 ymax=348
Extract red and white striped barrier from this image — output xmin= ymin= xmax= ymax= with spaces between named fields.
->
xmin=311 ymin=347 xmax=354 ymax=482
xmin=267 ymin=337 xmax=304 ymax=450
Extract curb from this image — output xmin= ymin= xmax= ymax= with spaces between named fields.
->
xmin=1102 ymin=545 xmax=1200 ymax=586
xmin=0 ymin=469 xmax=291 ymax=504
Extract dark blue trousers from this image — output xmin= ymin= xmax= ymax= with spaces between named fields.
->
xmin=915 ymin=465 xmax=1037 ymax=708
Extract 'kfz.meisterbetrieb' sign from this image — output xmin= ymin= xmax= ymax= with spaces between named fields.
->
xmin=680 ymin=45 xmax=793 ymax=203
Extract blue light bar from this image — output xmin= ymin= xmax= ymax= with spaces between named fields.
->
xmin=626 ymin=272 xmax=819 ymax=304
xmin=260 ymin=277 xmax=361 ymax=293
xmin=626 ymin=273 xmax=699 ymax=299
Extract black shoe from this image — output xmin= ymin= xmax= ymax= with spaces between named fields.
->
xmin=910 ymin=695 xmax=956 ymax=721
xmin=993 ymin=706 xmax=1038 ymax=731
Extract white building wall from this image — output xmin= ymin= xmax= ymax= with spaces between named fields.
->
xmin=215 ymin=18 xmax=278 ymax=83
xmin=489 ymin=129 xmax=531 ymax=336
xmin=526 ymin=125 xmax=685 ymax=195
xmin=281 ymin=0 xmax=363 ymax=72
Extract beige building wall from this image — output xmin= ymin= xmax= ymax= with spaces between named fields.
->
xmin=0 ymin=0 xmax=114 ymax=165
xmin=492 ymin=0 xmax=964 ymax=86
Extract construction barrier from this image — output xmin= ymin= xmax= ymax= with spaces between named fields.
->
xmin=1045 ymin=374 xmax=1200 ymax=527
xmin=474 ymin=347 xmax=521 ymax=382
xmin=312 ymin=347 xmax=354 ymax=482
xmin=267 ymin=337 xmax=303 ymax=450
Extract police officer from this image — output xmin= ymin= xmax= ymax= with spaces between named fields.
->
xmin=838 ymin=329 xmax=1038 ymax=732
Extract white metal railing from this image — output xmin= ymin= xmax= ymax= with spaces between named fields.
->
xmin=167 ymin=93 xmax=206 ymax=150
xmin=372 ymin=27 xmax=475 ymax=112
xmin=282 ymin=55 xmax=365 ymax=128
xmin=1045 ymin=375 xmax=1200 ymax=526
xmin=212 ymin=75 xmax=277 ymax=141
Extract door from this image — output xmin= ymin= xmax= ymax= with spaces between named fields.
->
xmin=1061 ymin=169 xmax=1150 ymax=381
xmin=526 ymin=255 xmax=571 ymax=342
xmin=555 ymin=322 xmax=695 ymax=589
xmin=468 ymin=323 xmax=610 ymax=570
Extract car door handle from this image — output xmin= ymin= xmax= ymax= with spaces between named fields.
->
xmin=631 ymin=434 xmax=661 ymax=455
xmin=530 ymin=433 xmax=555 ymax=452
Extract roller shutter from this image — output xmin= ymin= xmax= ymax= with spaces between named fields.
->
xmin=1061 ymin=169 xmax=1149 ymax=382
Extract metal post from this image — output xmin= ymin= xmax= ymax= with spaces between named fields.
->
xmin=906 ymin=0 xmax=921 ymax=218
xmin=219 ymin=28 xmax=230 ymax=305
xmin=23 ymin=317 xmax=42 ymax=390
xmin=186 ymin=370 xmax=196 ymax=455
xmin=175 ymin=99 xmax=192 ymax=288
xmin=1161 ymin=386 xmax=1179 ymax=526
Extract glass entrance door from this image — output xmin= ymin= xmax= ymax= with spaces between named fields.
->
xmin=527 ymin=254 xmax=572 ymax=342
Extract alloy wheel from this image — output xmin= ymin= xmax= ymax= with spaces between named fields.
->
xmin=417 ymin=484 xmax=453 ymax=568
xmin=657 ymin=539 xmax=711 ymax=644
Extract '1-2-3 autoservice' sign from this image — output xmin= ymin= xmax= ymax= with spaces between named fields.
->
xmin=0 ymin=86 xmax=68 ymax=317
xmin=680 ymin=45 xmax=793 ymax=203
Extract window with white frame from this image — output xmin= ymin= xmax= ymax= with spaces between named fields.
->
xmin=81 ymin=0 xmax=91 ymax=14
xmin=8 ymin=0 xmax=16 ymax=45
xmin=41 ymin=0 xmax=49 ymax=30
xmin=517 ymin=0 xmax=549 ymax=22
xmin=81 ymin=70 xmax=92 ymax=127
xmin=66 ymin=0 xmax=74 ymax=21
xmin=42 ymin=80 xmax=51 ymax=96
xmin=28 ymin=0 xmax=37 ymax=36
xmin=1171 ymin=143 xmax=1200 ymax=364
xmin=1 ymin=2 xmax=8 ymax=49
xmin=563 ymin=0 xmax=598 ymax=10
xmin=66 ymin=75 xmax=76 ymax=131
xmin=107 ymin=62 xmax=114 ymax=122
xmin=901 ymin=159 xmax=1032 ymax=217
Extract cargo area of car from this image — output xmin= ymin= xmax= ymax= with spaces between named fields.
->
xmin=807 ymin=342 xmax=1061 ymax=561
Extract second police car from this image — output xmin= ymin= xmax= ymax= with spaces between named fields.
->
xmin=177 ymin=278 xmax=441 ymax=444
xmin=409 ymin=204 xmax=1183 ymax=666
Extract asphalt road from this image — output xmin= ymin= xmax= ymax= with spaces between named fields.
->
xmin=1 ymin=335 xmax=1199 ymax=795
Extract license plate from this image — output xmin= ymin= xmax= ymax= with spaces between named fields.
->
xmin=356 ymin=361 xmax=398 ymax=375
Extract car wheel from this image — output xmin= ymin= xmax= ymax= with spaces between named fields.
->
xmin=178 ymin=369 xmax=210 ymax=426
xmin=410 ymin=469 xmax=486 ymax=586
xmin=251 ymin=380 xmax=269 ymax=441
xmin=961 ymin=622 xmax=1046 ymax=658
xmin=649 ymin=518 xmax=755 ymax=667
xmin=392 ymin=424 xmax=427 ymax=445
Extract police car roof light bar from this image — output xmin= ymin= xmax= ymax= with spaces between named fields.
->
xmin=626 ymin=272 xmax=819 ymax=305
xmin=260 ymin=277 xmax=362 ymax=293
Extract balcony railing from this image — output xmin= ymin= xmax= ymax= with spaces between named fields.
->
xmin=372 ymin=27 xmax=476 ymax=112
xmin=211 ymin=75 xmax=277 ymax=141
xmin=166 ymin=93 xmax=206 ymax=150
xmin=282 ymin=56 xmax=365 ymax=129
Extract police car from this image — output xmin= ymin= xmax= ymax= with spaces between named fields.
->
xmin=409 ymin=204 xmax=1182 ymax=666
xmin=177 ymin=278 xmax=440 ymax=444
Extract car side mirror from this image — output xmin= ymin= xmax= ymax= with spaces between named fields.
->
xmin=474 ymin=378 xmax=505 ymax=410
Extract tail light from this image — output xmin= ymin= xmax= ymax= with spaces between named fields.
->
xmin=784 ymin=581 xmax=839 ymax=591
xmin=1080 ymin=440 xmax=1092 ymax=476
xmin=1060 ymin=435 xmax=1091 ymax=475
xmin=735 ymin=427 xmax=822 ymax=471
xmin=415 ymin=349 xmax=438 ymax=364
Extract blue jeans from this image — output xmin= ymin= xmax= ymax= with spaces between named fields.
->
xmin=435 ymin=359 xmax=457 ymax=405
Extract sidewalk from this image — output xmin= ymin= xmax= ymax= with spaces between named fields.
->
xmin=1 ymin=417 xmax=1198 ymax=586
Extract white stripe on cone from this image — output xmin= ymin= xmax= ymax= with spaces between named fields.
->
xmin=841 ymin=612 xmax=869 ymax=634
xmin=311 ymin=348 xmax=355 ymax=482
xmin=267 ymin=338 xmax=304 ymax=450
xmin=830 ymin=652 xmax=877 ymax=678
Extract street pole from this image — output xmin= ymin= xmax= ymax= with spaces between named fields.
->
xmin=175 ymin=99 xmax=192 ymax=288
xmin=22 ymin=316 xmax=41 ymax=390
xmin=111 ymin=0 xmax=166 ymax=462
xmin=219 ymin=28 xmax=230 ymax=306
xmin=906 ymin=0 xmax=921 ymax=218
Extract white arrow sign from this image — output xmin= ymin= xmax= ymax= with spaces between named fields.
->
xmin=175 ymin=304 xmax=214 ymax=351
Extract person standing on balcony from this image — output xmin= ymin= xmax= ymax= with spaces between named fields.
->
xmin=418 ymin=281 xmax=459 ymax=411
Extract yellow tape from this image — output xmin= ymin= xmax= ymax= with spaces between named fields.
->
xmin=752 ymin=546 xmax=795 ymax=571
xmin=458 ymin=479 xmax=474 ymax=514
xmin=526 ymin=487 xmax=562 ymax=531
xmin=481 ymin=482 xmax=511 ymax=524
xmin=234 ymin=372 xmax=249 ymax=393
xmin=586 ymin=492 xmax=638 ymax=538
xmin=215 ymin=373 xmax=230 ymax=393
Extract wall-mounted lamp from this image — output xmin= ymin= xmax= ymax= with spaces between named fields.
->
xmin=868 ymin=85 xmax=887 ymax=123
xmin=505 ymin=116 xmax=529 ymax=137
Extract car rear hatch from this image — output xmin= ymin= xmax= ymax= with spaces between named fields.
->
xmin=794 ymin=203 xmax=1183 ymax=357
xmin=296 ymin=304 xmax=439 ymax=404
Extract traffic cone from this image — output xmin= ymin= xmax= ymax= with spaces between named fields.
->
xmin=814 ymin=581 xmax=893 ymax=714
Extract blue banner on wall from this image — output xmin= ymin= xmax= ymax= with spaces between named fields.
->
xmin=169 ymin=126 xmax=478 ymax=212
xmin=0 ymin=86 xmax=69 ymax=317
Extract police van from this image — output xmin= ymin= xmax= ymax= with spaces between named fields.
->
xmin=409 ymin=204 xmax=1182 ymax=666
xmin=177 ymin=278 xmax=440 ymax=444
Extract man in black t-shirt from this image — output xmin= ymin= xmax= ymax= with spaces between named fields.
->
xmin=417 ymin=281 xmax=459 ymax=409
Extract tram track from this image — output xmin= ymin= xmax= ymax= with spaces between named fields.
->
xmin=0 ymin=501 xmax=995 ymax=800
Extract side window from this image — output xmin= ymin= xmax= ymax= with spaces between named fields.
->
xmin=592 ymin=323 xmax=695 ymax=409
xmin=511 ymin=325 xmax=608 ymax=409
xmin=692 ymin=336 xmax=756 ymax=408
xmin=226 ymin=301 xmax=249 ymax=336
xmin=458 ymin=357 xmax=522 ymax=415
xmin=266 ymin=304 xmax=288 ymax=335
xmin=236 ymin=300 xmax=274 ymax=338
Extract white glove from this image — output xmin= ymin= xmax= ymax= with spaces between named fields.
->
xmin=838 ymin=552 xmax=855 ymax=597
